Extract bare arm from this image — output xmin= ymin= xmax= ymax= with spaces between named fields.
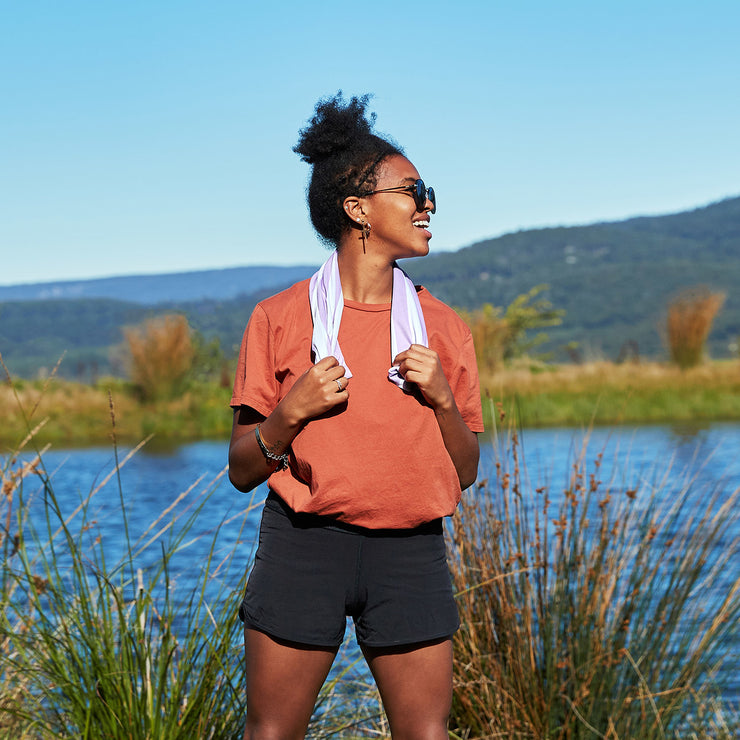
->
xmin=392 ymin=344 xmax=480 ymax=489
xmin=228 ymin=356 xmax=349 ymax=492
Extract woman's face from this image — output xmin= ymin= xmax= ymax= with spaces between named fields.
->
xmin=360 ymin=155 xmax=434 ymax=261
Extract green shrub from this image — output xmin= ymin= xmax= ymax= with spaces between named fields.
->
xmin=458 ymin=286 xmax=564 ymax=375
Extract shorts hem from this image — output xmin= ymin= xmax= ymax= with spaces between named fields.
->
xmin=242 ymin=616 xmax=344 ymax=649
xmin=357 ymin=625 xmax=460 ymax=649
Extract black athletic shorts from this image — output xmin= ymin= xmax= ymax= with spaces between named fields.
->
xmin=238 ymin=492 xmax=460 ymax=648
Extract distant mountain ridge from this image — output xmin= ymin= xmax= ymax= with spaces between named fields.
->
xmin=0 ymin=265 xmax=319 ymax=304
xmin=1 ymin=195 xmax=738 ymax=378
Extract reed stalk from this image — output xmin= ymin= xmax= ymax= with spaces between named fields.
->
xmin=0 ymin=372 xmax=386 ymax=738
xmin=2 ymin=362 xmax=737 ymax=737
xmin=0 ymin=375 xmax=255 ymax=737
xmin=447 ymin=407 xmax=739 ymax=738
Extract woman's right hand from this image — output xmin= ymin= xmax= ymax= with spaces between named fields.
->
xmin=277 ymin=356 xmax=349 ymax=427
xmin=228 ymin=356 xmax=348 ymax=492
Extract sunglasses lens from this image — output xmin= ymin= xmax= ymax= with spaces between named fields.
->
xmin=414 ymin=180 xmax=436 ymax=213
xmin=414 ymin=180 xmax=425 ymax=211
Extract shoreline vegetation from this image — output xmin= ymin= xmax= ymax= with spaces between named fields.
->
xmin=2 ymin=395 xmax=738 ymax=737
xmin=1 ymin=359 xmax=739 ymax=448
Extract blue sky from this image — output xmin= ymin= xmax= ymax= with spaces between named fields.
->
xmin=2 ymin=0 xmax=739 ymax=285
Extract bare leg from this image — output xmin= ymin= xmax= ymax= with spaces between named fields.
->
xmin=243 ymin=627 xmax=339 ymax=740
xmin=361 ymin=637 xmax=453 ymax=740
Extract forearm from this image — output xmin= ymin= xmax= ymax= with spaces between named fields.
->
xmin=433 ymin=399 xmax=480 ymax=490
xmin=228 ymin=357 xmax=350 ymax=492
xmin=227 ymin=403 xmax=303 ymax=492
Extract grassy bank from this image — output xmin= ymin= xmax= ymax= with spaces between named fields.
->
xmin=1 ymin=415 xmax=738 ymax=737
xmin=1 ymin=359 xmax=739 ymax=448
xmin=0 ymin=377 xmax=233 ymax=449
xmin=481 ymin=359 xmax=740 ymax=429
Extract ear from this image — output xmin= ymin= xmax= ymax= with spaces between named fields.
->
xmin=342 ymin=195 xmax=366 ymax=226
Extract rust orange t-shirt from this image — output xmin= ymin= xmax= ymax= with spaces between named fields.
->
xmin=230 ymin=279 xmax=484 ymax=529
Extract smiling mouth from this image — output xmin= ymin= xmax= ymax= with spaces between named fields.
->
xmin=413 ymin=220 xmax=430 ymax=228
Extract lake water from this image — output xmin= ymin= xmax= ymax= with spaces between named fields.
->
xmin=6 ymin=421 xmax=740 ymax=704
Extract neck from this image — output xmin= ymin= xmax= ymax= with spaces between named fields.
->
xmin=336 ymin=246 xmax=395 ymax=303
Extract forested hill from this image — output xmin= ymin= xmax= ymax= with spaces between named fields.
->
xmin=1 ymin=195 xmax=738 ymax=378
xmin=403 ymin=195 xmax=740 ymax=359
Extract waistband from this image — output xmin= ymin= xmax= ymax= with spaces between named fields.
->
xmin=265 ymin=491 xmax=443 ymax=538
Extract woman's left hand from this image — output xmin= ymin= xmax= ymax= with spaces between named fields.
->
xmin=392 ymin=344 xmax=455 ymax=412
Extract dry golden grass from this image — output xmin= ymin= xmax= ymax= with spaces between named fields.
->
xmin=0 ymin=380 xmax=135 ymax=448
xmin=124 ymin=314 xmax=194 ymax=401
xmin=447 ymin=427 xmax=740 ymax=738
xmin=2 ymin=359 xmax=739 ymax=448
xmin=666 ymin=288 xmax=725 ymax=369
xmin=0 ymin=378 xmax=232 ymax=448
xmin=482 ymin=359 xmax=740 ymax=396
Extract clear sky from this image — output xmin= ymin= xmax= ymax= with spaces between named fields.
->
xmin=2 ymin=0 xmax=739 ymax=286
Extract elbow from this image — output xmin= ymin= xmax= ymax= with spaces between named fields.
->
xmin=228 ymin=468 xmax=254 ymax=493
xmin=459 ymin=468 xmax=478 ymax=491
xmin=456 ymin=456 xmax=479 ymax=490
xmin=227 ymin=455 xmax=261 ymax=493
xmin=457 ymin=443 xmax=480 ymax=491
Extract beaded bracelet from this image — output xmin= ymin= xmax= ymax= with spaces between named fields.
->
xmin=254 ymin=425 xmax=290 ymax=470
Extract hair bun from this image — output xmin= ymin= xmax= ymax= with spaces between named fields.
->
xmin=294 ymin=92 xmax=376 ymax=164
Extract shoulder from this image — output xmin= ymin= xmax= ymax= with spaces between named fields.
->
xmin=417 ymin=286 xmax=471 ymax=336
xmin=244 ymin=279 xmax=312 ymax=345
xmin=254 ymin=279 xmax=310 ymax=319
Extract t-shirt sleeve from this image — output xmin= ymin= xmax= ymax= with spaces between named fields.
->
xmin=229 ymin=304 xmax=279 ymax=417
xmin=452 ymin=330 xmax=485 ymax=433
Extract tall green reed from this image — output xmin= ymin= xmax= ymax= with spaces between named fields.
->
xmin=447 ymin=407 xmax=739 ymax=739
xmin=0 ymin=365 xmax=386 ymax=739
xmin=0 ymin=390 xmax=257 ymax=738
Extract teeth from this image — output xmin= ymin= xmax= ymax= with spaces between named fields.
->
xmin=413 ymin=221 xmax=430 ymax=227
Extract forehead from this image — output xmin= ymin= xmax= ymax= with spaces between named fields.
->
xmin=376 ymin=154 xmax=420 ymax=185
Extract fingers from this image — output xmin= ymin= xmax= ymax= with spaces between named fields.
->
xmin=392 ymin=343 xmax=433 ymax=366
xmin=392 ymin=346 xmax=454 ymax=410
xmin=313 ymin=356 xmax=349 ymax=390
xmin=392 ymin=344 xmax=437 ymax=378
xmin=304 ymin=358 xmax=349 ymax=408
xmin=314 ymin=355 xmax=341 ymax=370
xmin=279 ymin=357 xmax=349 ymax=425
xmin=311 ymin=357 xmax=349 ymax=392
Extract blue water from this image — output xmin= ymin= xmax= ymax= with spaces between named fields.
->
xmin=6 ymin=421 xmax=740 ymax=703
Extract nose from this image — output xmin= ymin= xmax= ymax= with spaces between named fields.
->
xmin=425 ymin=188 xmax=436 ymax=214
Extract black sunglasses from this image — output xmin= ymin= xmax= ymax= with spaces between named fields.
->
xmin=361 ymin=179 xmax=436 ymax=214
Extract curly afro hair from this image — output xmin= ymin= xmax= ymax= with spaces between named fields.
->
xmin=294 ymin=92 xmax=404 ymax=247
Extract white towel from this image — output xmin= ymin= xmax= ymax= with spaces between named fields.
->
xmin=309 ymin=251 xmax=428 ymax=390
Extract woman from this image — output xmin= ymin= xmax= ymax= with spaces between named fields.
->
xmin=229 ymin=93 xmax=483 ymax=739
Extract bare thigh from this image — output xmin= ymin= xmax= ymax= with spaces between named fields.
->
xmin=243 ymin=627 xmax=339 ymax=740
xmin=362 ymin=637 xmax=453 ymax=740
